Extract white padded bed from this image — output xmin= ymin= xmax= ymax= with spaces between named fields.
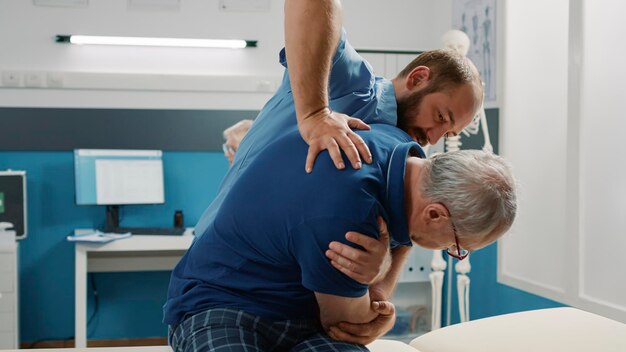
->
xmin=5 ymin=308 xmax=625 ymax=352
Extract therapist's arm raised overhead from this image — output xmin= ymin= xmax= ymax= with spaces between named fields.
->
xmin=284 ymin=0 xmax=372 ymax=173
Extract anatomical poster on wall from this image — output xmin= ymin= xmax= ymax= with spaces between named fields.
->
xmin=453 ymin=0 xmax=496 ymax=104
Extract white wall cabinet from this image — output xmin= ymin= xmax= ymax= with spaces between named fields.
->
xmin=389 ymin=247 xmax=433 ymax=343
xmin=360 ymin=53 xmax=418 ymax=81
xmin=0 ymin=242 xmax=18 ymax=349
xmin=398 ymin=246 xmax=433 ymax=284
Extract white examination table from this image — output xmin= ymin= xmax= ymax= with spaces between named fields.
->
xmin=5 ymin=308 xmax=625 ymax=352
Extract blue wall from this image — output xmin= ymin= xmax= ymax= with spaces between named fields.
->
xmin=0 ymin=151 xmax=229 ymax=342
xmin=0 ymin=149 xmax=563 ymax=343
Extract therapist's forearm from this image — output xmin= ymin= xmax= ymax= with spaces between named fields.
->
xmin=284 ymin=0 xmax=342 ymax=121
xmin=370 ymin=246 xmax=412 ymax=300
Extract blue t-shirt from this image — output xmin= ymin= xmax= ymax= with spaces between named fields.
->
xmin=164 ymin=125 xmax=423 ymax=325
xmin=164 ymin=29 xmax=417 ymax=325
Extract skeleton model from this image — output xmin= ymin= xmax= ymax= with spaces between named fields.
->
xmin=429 ymin=29 xmax=493 ymax=330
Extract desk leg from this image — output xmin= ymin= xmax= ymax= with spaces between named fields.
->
xmin=75 ymin=248 xmax=87 ymax=348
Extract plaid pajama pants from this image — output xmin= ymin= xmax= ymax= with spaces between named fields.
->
xmin=169 ymin=308 xmax=370 ymax=352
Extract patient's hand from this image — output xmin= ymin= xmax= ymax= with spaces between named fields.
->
xmin=327 ymin=300 xmax=396 ymax=345
xmin=325 ymin=217 xmax=391 ymax=285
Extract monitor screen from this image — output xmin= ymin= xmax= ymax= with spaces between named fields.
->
xmin=74 ymin=149 xmax=164 ymax=205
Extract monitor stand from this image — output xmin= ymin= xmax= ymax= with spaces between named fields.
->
xmin=104 ymin=205 xmax=120 ymax=232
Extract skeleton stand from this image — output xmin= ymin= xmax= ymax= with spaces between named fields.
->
xmin=429 ymin=99 xmax=492 ymax=328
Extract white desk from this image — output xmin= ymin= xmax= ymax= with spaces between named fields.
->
xmin=74 ymin=230 xmax=194 ymax=348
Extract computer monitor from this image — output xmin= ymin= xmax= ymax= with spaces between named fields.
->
xmin=0 ymin=170 xmax=27 ymax=240
xmin=74 ymin=149 xmax=164 ymax=231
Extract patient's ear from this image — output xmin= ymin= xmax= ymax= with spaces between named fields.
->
xmin=422 ymin=203 xmax=450 ymax=228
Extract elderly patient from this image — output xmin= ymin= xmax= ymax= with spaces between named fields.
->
xmin=164 ymin=122 xmax=516 ymax=351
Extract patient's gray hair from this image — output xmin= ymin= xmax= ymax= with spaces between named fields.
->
xmin=421 ymin=150 xmax=517 ymax=239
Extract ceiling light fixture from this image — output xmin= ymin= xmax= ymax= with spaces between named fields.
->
xmin=55 ymin=35 xmax=257 ymax=49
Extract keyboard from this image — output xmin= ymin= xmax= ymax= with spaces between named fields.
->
xmin=113 ymin=227 xmax=186 ymax=236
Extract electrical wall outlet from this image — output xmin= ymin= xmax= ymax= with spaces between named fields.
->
xmin=47 ymin=72 xmax=64 ymax=88
xmin=1 ymin=71 xmax=22 ymax=87
xmin=24 ymin=71 xmax=45 ymax=88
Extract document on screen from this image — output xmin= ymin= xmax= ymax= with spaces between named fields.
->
xmin=95 ymin=159 xmax=164 ymax=205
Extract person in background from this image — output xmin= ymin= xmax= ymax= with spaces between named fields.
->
xmin=222 ymin=119 xmax=254 ymax=166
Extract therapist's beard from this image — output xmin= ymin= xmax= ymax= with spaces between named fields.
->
xmin=397 ymin=89 xmax=429 ymax=146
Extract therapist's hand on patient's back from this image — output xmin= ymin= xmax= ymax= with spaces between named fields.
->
xmin=298 ymin=107 xmax=373 ymax=173
xmin=325 ymin=217 xmax=391 ymax=285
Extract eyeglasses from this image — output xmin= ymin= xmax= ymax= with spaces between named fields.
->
xmin=446 ymin=221 xmax=469 ymax=260
xmin=222 ymin=143 xmax=236 ymax=156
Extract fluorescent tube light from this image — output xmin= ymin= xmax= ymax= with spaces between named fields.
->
xmin=55 ymin=35 xmax=257 ymax=49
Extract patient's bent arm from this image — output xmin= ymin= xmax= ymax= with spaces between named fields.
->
xmin=328 ymin=300 xmax=396 ymax=345
xmin=315 ymin=291 xmax=378 ymax=330
xmin=370 ymin=245 xmax=411 ymax=300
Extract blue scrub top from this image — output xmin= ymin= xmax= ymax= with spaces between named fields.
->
xmin=193 ymin=29 xmax=399 ymax=242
